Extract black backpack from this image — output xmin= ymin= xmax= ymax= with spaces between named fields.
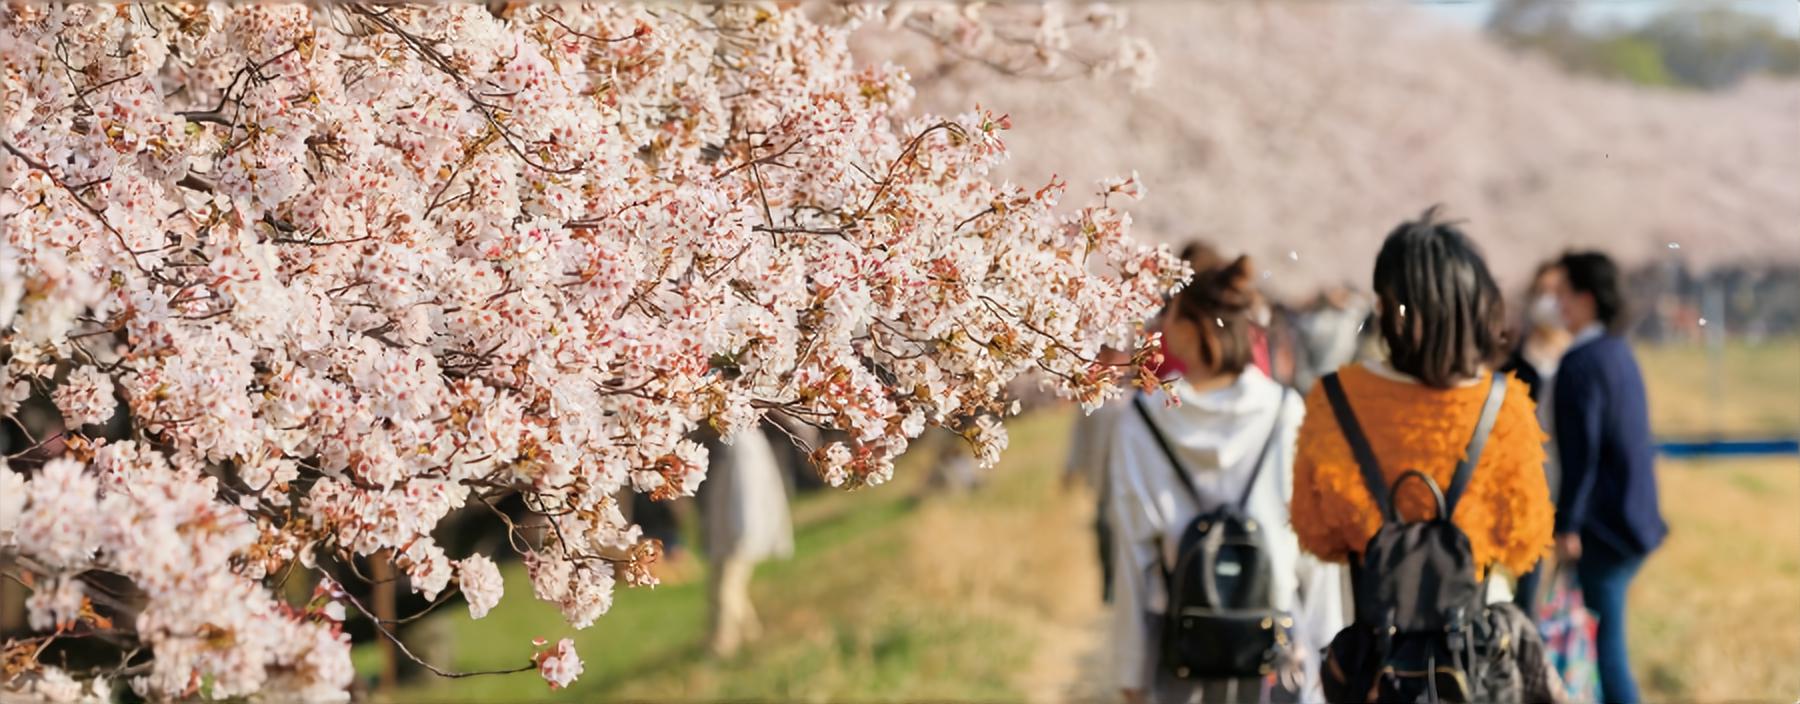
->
xmin=1317 ymin=371 xmax=1520 ymax=703
xmin=1132 ymin=389 xmax=1293 ymax=680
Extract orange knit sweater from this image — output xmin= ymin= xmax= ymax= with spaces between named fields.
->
xmin=1291 ymin=364 xmax=1554 ymax=577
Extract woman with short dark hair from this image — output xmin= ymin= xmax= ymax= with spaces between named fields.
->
xmin=1290 ymin=206 xmax=1553 ymax=613
xmin=1548 ymin=250 xmax=1665 ymax=704
xmin=1290 ymin=208 xmax=1559 ymax=702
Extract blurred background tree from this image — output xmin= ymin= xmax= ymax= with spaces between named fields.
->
xmin=1488 ymin=0 xmax=1800 ymax=88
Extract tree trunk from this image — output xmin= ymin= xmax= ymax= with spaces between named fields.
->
xmin=370 ymin=550 xmax=398 ymax=692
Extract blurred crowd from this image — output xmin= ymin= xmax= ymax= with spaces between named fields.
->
xmin=1068 ymin=208 xmax=1672 ymax=704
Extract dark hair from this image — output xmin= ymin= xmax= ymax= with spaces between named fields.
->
xmin=1371 ymin=206 xmax=1507 ymax=389
xmin=1558 ymin=250 xmax=1626 ymax=332
xmin=1171 ymin=241 xmax=1259 ymax=376
xmin=1515 ymin=259 xmax=1562 ymax=332
xmin=1527 ymin=260 xmax=1561 ymax=296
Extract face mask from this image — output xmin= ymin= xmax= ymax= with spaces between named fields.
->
xmin=1529 ymin=294 xmax=1561 ymax=328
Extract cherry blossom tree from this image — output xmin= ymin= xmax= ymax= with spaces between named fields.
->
xmin=863 ymin=3 xmax=1800 ymax=296
xmin=0 ymin=2 xmax=1174 ymax=700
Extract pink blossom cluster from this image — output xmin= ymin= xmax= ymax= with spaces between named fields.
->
xmin=850 ymin=2 xmax=1156 ymax=90
xmin=1 ymin=2 xmax=1176 ymax=699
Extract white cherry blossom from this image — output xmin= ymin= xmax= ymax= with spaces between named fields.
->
xmin=1 ymin=3 xmax=1175 ymax=698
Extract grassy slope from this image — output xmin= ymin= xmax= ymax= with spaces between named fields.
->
xmin=368 ymin=412 xmax=1084 ymax=703
xmin=363 ymin=340 xmax=1800 ymax=702
xmin=1636 ymin=337 xmax=1800 ymax=438
xmin=1633 ymin=457 xmax=1800 ymax=701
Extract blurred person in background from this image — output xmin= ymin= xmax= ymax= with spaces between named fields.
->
xmin=1548 ymin=251 xmax=1667 ymax=704
xmin=1107 ymin=244 xmax=1344 ymax=704
xmin=1501 ymin=261 xmax=1575 ymax=612
xmin=627 ymin=493 xmax=684 ymax=571
xmin=1502 ymin=262 xmax=1575 ymax=402
xmin=699 ymin=423 xmax=795 ymax=658
xmin=927 ymin=425 xmax=986 ymax=495
xmin=1290 ymin=285 xmax=1372 ymax=394
xmin=768 ymin=412 xmax=824 ymax=493
xmin=1064 ymin=346 xmax=1134 ymax=603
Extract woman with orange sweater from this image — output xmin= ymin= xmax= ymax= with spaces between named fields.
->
xmin=1291 ymin=208 xmax=1553 ymax=600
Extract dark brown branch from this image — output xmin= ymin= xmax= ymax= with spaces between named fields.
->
xmin=717 ymin=137 xmax=804 ymax=178
xmin=336 ymin=583 xmax=535 ymax=679
xmin=541 ymin=11 xmax=649 ymax=44
xmin=347 ymin=4 xmax=581 ymax=176
xmin=175 ymin=173 xmax=215 ymax=193
xmin=855 ymin=121 xmax=959 ymax=220
xmin=2 ymin=140 xmax=162 ymax=279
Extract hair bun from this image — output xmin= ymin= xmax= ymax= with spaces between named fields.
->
xmin=1190 ymin=254 xmax=1256 ymax=314
xmin=1170 ymin=244 xmax=1259 ymax=376
xmin=1222 ymin=255 xmax=1255 ymax=294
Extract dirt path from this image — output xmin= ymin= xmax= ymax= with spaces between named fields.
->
xmin=890 ymin=446 xmax=1118 ymax=703
xmin=1016 ymin=481 xmax=1111 ymax=704
xmin=1023 ymin=609 xmax=1111 ymax=704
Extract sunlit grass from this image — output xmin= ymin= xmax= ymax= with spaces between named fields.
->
xmin=1638 ymin=337 xmax=1800 ymax=438
xmin=1632 ymin=457 xmax=1800 ymax=702
xmin=362 ymin=413 xmax=1078 ymax=702
xmin=358 ymin=340 xmax=1800 ymax=702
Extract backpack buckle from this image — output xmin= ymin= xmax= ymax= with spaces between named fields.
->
xmin=1445 ymin=606 xmax=1468 ymax=653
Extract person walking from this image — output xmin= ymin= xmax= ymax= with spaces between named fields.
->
xmin=1291 ymin=208 xmax=1559 ymax=702
xmin=1291 ymin=286 xmax=1371 ymax=395
xmin=1107 ymin=245 xmax=1345 ymax=704
xmin=1064 ymin=348 xmax=1131 ymax=603
xmin=699 ymin=423 xmax=795 ymax=658
xmin=1548 ymin=251 xmax=1667 ymax=704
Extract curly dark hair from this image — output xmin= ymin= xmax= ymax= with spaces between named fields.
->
xmin=1559 ymin=250 xmax=1627 ymax=332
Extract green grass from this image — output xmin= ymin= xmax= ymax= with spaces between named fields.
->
xmin=364 ymin=415 xmax=1076 ymax=703
xmin=356 ymin=339 xmax=1800 ymax=703
xmin=1632 ymin=457 xmax=1800 ymax=702
xmin=374 ymin=483 xmax=927 ymax=702
xmin=1637 ymin=337 xmax=1800 ymax=438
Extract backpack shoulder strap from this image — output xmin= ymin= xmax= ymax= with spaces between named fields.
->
xmin=1234 ymin=387 xmax=1292 ymax=511
xmin=1445 ymin=372 xmax=1509 ymax=518
xmin=1319 ymin=372 xmax=1392 ymax=521
xmin=1131 ymin=393 xmax=1201 ymax=505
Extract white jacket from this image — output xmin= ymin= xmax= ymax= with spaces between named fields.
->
xmin=1105 ymin=367 xmax=1346 ymax=695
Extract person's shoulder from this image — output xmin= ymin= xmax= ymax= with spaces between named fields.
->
xmin=1325 ymin=361 xmax=1382 ymax=389
xmin=1496 ymin=373 xmax=1544 ymax=424
xmin=1559 ymin=338 xmax=1610 ymax=370
xmin=1299 ymin=367 xmax=1349 ymax=409
xmin=1567 ymin=334 xmax=1640 ymax=372
xmin=1265 ymin=380 xmax=1307 ymax=429
xmin=1601 ymin=334 xmax=1642 ymax=361
xmin=1591 ymin=331 xmax=1639 ymax=351
xmin=1498 ymin=371 xmax=1535 ymax=405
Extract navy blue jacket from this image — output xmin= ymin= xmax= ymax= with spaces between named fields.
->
xmin=1552 ymin=334 xmax=1668 ymax=557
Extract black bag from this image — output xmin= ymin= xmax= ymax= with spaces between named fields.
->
xmin=1317 ymin=371 xmax=1525 ymax=703
xmin=1132 ymin=389 xmax=1293 ymax=680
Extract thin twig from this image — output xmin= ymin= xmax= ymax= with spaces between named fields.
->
xmin=336 ymin=585 xmax=535 ymax=678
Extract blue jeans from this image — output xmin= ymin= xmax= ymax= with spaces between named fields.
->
xmin=1576 ymin=549 xmax=1646 ymax=704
